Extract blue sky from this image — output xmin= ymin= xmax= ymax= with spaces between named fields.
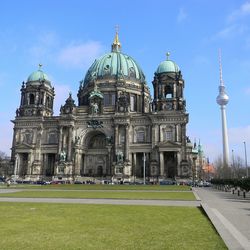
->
xmin=0 ymin=0 xmax=250 ymax=163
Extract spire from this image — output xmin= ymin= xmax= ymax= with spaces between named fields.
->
xmin=219 ymin=49 xmax=224 ymax=87
xmin=111 ymin=25 xmax=121 ymax=52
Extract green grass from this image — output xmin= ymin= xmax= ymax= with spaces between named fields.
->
xmin=0 ymin=202 xmax=226 ymax=250
xmin=1 ymin=184 xmax=191 ymax=191
xmin=0 ymin=190 xmax=196 ymax=200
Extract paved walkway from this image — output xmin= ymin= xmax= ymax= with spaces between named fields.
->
xmin=194 ymin=187 xmax=250 ymax=250
xmin=0 ymin=196 xmax=200 ymax=207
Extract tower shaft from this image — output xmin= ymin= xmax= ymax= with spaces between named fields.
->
xmin=220 ymin=105 xmax=230 ymax=167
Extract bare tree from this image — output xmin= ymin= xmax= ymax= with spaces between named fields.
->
xmin=0 ymin=151 xmax=7 ymax=160
xmin=214 ymin=155 xmax=232 ymax=178
xmin=0 ymin=151 xmax=11 ymax=177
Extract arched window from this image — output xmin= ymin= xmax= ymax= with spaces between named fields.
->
xmin=119 ymin=128 xmax=125 ymax=144
xmin=29 ymin=94 xmax=35 ymax=105
xmin=130 ymin=94 xmax=136 ymax=112
xmin=40 ymin=92 xmax=44 ymax=105
xmin=104 ymin=93 xmax=115 ymax=106
xmin=45 ymin=96 xmax=50 ymax=108
xmin=165 ymin=85 xmax=173 ymax=99
xmin=48 ymin=133 xmax=57 ymax=144
xmin=165 ymin=131 xmax=172 ymax=140
xmin=136 ymin=130 xmax=145 ymax=143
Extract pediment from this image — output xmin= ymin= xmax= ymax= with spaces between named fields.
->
xmin=158 ymin=141 xmax=180 ymax=148
xmin=15 ymin=142 xmax=34 ymax=149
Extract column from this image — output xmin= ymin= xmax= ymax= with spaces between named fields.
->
xmin=125 ymin=125 xmax=129 ymax=161
xmin=27 ymin=153 xmax=32 ymax=175
xmin=161 ymin=84 xmax=164 ymax=98
xmin=151 ymin=125 xmax=155 ymax=146
xmin=73 ymin=148 xmax=79 ymax=176
xmin=159 ymin=151 xmax=164 ymax=176
xmin=107 ymin=146 xmax=112 ymax=175
xmin=133 ymin=153 xmax=137 ymax=176
xmin=14 ymin=153 xmax=19 ymax=177
xmin=58 ymin=126 xmax=63 ymax=153
xmin=175 ymin=124 xmax=178 ymax=142
xmin=159 ymin=125 xmax=162 ymax=142
xmin=114 ymin=125 xmax=119 ymax=161
xmin=68 ymin=126 xmax=73 ymax=161
xmin=155 ymin=81 xmax=159 ymax=100
xmin=177 ymin=152 xmax=181 ymax=176
xmin=154 ymin=124 xmax=159 ymax=144
xmin=173 ymin=83 xmax=177 ymax=98
xmin=181 ymin=124 xmax=187 ymax=160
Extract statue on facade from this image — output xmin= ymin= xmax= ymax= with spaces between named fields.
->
xmin=59 ymin=150 xmax=66 ymax=162
xmin=16 ymin=108 xmax=19 ymax=117
xmin=117 ymin=92 xmax=129 ymax=112
xmin=91 ymin=102 xmax=99 ymax=114
xmin=75 ymin=136 xmax=81 ymax=145
xmin=117 ymin=151 xmax=124 ymax=163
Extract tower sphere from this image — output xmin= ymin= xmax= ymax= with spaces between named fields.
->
xmin=216 ymin=87 xmax=229 ymax=106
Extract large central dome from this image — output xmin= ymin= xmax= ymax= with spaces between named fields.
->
xmin=83 ymin=32 xmax=146 ymax=86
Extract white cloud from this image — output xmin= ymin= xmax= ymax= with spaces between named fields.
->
xmin=211 ymin=24 xmax=248 ymax=41
xmin=177 ymin=7 xmax=187 ymax=23
xmin=228 ymin=1 xmax=250 ymax=22
xmin=57 ymin=41 xmax=103 ymax=69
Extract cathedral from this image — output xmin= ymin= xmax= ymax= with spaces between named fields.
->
xmin=11 ymin=32 xmax=195 ymax=182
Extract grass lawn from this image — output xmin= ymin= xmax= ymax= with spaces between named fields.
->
xmin=0 ymin=190 xmax=196 ymax=200
xmin=0 ymin=202 xmax=226 ymax=250
xmin=1 ymin=184 xmax=191 ymax=191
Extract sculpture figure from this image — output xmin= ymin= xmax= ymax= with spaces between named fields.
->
xmin=60 ymin=150 xmax=66 ymax=162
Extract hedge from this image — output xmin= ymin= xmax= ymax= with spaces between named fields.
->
xmin=211 ymin=178 xmax=250 ymax=192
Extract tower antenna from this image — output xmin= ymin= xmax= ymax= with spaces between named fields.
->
xmin=219 ymin=49 xmax=224 ymax=86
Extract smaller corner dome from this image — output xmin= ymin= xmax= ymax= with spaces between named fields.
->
xmin=26 ymin=66 xmax=52 ymax=88
xmin=156 ymin=53 xmax=180 ymax=74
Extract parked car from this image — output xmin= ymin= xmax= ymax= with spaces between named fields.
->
xmin=160 ymin=180 xmax=175 ymax=185
xmin=34 ymin=180 xmax=48 ymax=185
xmin=74 ymin=180 xmax=85 ymax=184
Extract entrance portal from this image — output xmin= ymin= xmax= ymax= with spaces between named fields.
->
xmin=82 ymin=131 xmax=109 ymax=177
xmin=164 ymin=152 xmax=177 ymax=178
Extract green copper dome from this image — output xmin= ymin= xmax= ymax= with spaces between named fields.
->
xmin=27 ymin=69 xmax=50 ymax=82
xmin=156 ymin=53 xmax=180 ymax=74
xmin=83 ymin=33 xmax=146 ymax=85
xmin=26 ymin=66 xmax=52 ymax=88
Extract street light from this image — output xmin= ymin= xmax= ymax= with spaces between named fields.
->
xmin=243 ymin=142 xmax=248 ymax=178
xmin=232 ymin=149 xmax=235 ymax=178
xmin=143 ymin=153 xmax=146 ymax=185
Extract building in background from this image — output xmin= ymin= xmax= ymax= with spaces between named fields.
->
xmin=11 ymin=33 xmax=195 ymax=182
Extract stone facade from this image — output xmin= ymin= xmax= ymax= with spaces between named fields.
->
xmin=11 ymin=34 xmax=194 ymax=181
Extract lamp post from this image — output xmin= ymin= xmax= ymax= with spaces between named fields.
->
xmin=232 ymin=149 xmax=235 ymax=178
xmin=143 ymin=152 xmax=146 ymax=185
xmin=14 ymin=154 xmax=19 ymax=181
xmin=192 ymin=154 xmax=197 ymax=185
xmin=243 ymin=142 xmax=248 ymax=178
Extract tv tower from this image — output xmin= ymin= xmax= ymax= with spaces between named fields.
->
xmin=216 ymin=50 xmax=230 ymax=168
